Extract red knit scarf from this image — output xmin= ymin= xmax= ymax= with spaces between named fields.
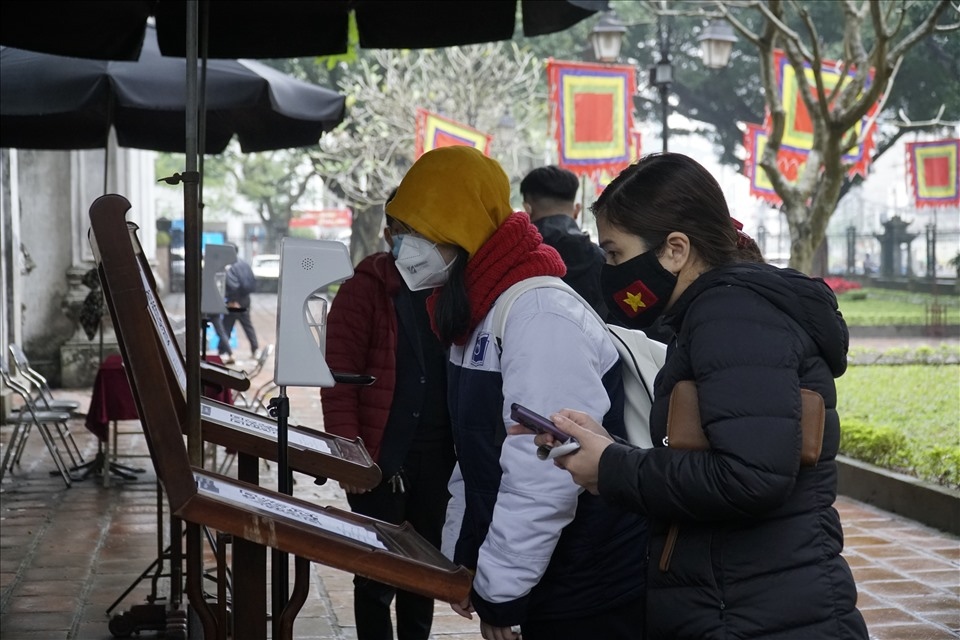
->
xmin=427 ymin=212 xmax=567 ymax=345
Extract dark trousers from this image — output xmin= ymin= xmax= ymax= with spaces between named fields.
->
xmin=521 ymin=594 xmax=646 ymax=640
xmin=211 ymin=315 xmax=232 ymax=355
xmin=220 ymin=310 xmax=258 ymax=354
xmin=346 ymin=447 xmax=454 ymax=640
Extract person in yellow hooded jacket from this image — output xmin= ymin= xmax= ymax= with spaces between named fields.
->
xmin=385 ymin=146 xmax=648 ymax=640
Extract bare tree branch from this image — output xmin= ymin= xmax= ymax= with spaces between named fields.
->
xmin=731 ymin=0 xmax=952 ymax=273
xmin=888 ymin=0 xmax=952 ymax=60
xmin=714 ymin=1 xmax=763 ymax=47
xmin=307 ymin=42 xmax=545 ymax=259
xmin=755 ymin=0 xmax=815 ymax=60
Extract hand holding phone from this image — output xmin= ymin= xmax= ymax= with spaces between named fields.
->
xmin=510 ymin=403 xmax=580 ymax=460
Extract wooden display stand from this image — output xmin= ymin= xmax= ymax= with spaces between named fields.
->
xmin=97 ymin=214 xmax=385 ymax=637
xmin=90 ymin=194 xmax=471 ymax=640
xmin=123 ymin=220 xmax=382 ymax=488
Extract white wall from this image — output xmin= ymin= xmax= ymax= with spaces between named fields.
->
xmin=7 ymin=135 xmax=157 ymax=377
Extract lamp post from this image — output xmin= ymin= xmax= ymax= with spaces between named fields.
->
xmin=589 ymin=12 xmax=627 ymax=63
xmin=698 ymin=20 xmax=738 ymax=70
xmin=650 ymin=17 xmax=673 ymax=152
xmin=496 ymin=109 xmax=519 ymax=177
xmin=590 ymin=10 xmax=739 ymax=153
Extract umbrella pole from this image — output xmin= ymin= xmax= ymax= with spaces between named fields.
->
xmin=182 ymin=2 xmax=218 ymax=639
xmin=103 ymin=142 xmax=109 ymax=195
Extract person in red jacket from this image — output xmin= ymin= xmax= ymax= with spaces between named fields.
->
xmin=321 ymin=209 xmax=455 ymax=640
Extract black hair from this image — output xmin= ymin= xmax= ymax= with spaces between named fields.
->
xmin=385 ymin=187 xmax=399 ymax=227
xmin=432 ymin=246 xmax=471 ymax=345
xmin=520 ymin=166 xmax=579 ymax=203
xmin=591 ymin=153 xmax=739 ymax=267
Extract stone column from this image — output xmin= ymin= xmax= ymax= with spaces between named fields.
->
xmin=8 ymin=134 xmax=156 ymax=388
xmin=0 ymin=149 xmax=23 ymax=418
xmin=60 ymin=136 xmax=157 ymax=387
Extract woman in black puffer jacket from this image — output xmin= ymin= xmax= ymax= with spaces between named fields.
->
xmin=539 ymin=153 xmax=869 ymax=639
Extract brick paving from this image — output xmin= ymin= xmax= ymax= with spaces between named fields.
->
xmin=2 ymin=291 xmax=958 ymax=639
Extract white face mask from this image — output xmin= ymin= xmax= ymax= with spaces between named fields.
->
xmin=393 ymin=235 xmax=457 ymax=291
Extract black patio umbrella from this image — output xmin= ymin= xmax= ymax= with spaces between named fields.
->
xmin=0 ymin=24 xmax=346 ymax=153
xmin=1 ymin=1 xmax=608 ymax=636
xmin=1 ymin=0 xmax=607 ymax=61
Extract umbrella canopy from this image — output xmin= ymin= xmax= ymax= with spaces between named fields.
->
xmin=1 ymin=1 xmax=606 ymax=61
xmin=0 ymin=25 xmax=346 ymax=153
xmin=0 ymin=0 xmax=606 ymax=506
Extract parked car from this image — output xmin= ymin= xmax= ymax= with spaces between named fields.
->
xmin=251 ymin=254 xmax=280 ymax=292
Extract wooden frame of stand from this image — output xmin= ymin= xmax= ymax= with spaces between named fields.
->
xmin=90 ymin=194 xmax=471 ymax=640
xmin=99 ymin=210 xmax=385 ymax=637
xmin=124 ymin=217 xmax=382 ymax=488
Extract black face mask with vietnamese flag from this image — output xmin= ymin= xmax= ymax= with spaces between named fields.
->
xmin=601 ymin=249 xmax=678 ymax=329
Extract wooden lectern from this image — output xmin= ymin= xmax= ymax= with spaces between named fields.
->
xmin=99 ymin=217 xmax=386 ymax=637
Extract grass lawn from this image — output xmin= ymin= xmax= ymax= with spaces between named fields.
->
xmin=836 ymin=288 xmax=959 ymax=326
xmin=837 ymin=363 xmax=960 ymax=487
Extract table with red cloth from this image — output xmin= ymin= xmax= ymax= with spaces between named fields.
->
xmin=85 ymin=354 xmax=233 ymax=440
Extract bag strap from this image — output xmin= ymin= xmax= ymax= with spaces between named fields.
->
xmin=491 ymin=276 xmax=599 ymax=355
xmin=607 ymin=325 xmax=656 ymax=405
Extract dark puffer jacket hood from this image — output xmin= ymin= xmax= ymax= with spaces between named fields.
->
xmin=664 ymin=262 xmax=849 ymax=377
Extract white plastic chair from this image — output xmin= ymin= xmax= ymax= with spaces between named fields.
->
xmin=1 ymin=358 xmax=74 ymax=487
xmin=8 ymin=344 xmax=84 ymax=467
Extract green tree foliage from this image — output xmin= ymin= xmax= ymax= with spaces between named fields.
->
xmin=607 ymin=0 xmax=957 ymax=274
xmin=617 ymin=2 xmax=958 ymax=173
xmin=221 ymin=149 xmax=318 ymax=253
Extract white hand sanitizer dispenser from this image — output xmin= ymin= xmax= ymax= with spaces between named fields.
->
xmin=273 ymin=238 xmax=354 ymax=387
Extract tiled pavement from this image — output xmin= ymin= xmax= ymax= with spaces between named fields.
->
xmin=2 ymin=292 xmax=958 ymax=639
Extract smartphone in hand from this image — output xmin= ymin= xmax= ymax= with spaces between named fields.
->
xmin=510 ymin=403 xmax=580 ymax=460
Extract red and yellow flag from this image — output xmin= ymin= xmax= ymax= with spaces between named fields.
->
xmin=415 ymin=108 xmax=492 ymax=159
xmin=906 ymin=139 xmax=960 ymax=208
xmin=595 ymin=128 xmax=642 ymax=195
xmin=743 ymin=122 xmax=809 ymax=206
xmin=765 ymin=50 xmax=878 ymax=178
xmin=547 ymin=59 xmax=636 ymax=179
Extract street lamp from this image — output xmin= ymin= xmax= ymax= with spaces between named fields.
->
xmin=589 ymin=12 xmax=627 ymax=63
xmin=651 ymin=18 xmax=738 ymax=152
xmin=698 ymin=20 xmax=738 ymax=69
xmin=587 ymin=10 xmax=738 ymax=153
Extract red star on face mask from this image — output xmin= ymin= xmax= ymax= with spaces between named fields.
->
xmin=614 ymin=280 xmax=658 ymax=317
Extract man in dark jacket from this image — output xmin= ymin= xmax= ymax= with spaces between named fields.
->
xmin=520 ymin=166 xmax=607 ymax=318
xmin=321 ymin=213 xmax=455 ymax=640
xmin=216 ymin=255 xmax=259 ymax=364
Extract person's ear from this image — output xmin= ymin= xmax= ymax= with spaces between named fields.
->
xmin=383 ymin=227 xmax=395 ymax=250
xmin=573 ymin=203 xmax=581 ymax=221
xmin=660 ymin=232 xmax=692 ymax=274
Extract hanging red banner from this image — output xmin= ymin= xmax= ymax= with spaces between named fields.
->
xmin=414 ymin=108 xmax=492 ymax=159
xmin=595 ymin=128 xmax=642 ymax=196
xmin=906 ymin=139 xmax=960 ymax=208
xmin=547 ymin=59 xmax=636 ymax=180
xmin=765 ymin=50 xmax=878 ymax=178
xmin=743 ymin=122 xmax=809 ymax=206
